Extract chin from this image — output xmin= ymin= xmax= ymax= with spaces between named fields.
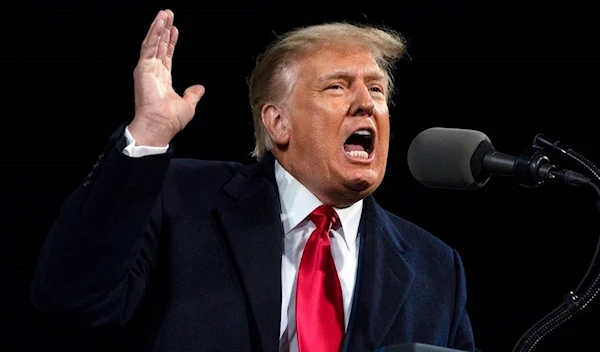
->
xmin=345 ymin=170 xmax=381 ymax=194
xmin=327 ymin=175 xmax=379 ymax=208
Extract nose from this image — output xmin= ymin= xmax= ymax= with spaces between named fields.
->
xmin=349 ymin=84 xmax=375 ymax=117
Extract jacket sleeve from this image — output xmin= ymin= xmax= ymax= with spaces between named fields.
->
xmin=29 ymin=123 xmax=172 ymax=328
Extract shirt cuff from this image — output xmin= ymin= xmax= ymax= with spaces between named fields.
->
xmin=122 ymin=126 xmax=169 ymax=158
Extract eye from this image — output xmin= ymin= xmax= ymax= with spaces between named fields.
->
xmin=327 ymin=84 xmax=343 ymax=90
xmin=369 ymin=86 xmax=384 ymax=93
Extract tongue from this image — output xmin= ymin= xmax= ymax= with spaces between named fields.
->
xmin=344 ymin=144 xmax=365 ymax=152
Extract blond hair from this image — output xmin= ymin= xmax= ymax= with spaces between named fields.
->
xmin=248 ymin=22 xmax=408 ymax=160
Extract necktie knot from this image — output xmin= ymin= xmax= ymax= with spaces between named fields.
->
xmin=309 ymin=204 xmax=339 ymax=232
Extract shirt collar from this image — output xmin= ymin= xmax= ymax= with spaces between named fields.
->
xmin=274 ymin=159 xmax=362 ymax=250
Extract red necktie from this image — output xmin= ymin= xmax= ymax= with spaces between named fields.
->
xmin=296 ymin=204 xmax=345 ymax=352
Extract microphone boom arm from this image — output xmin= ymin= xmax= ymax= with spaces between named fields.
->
xmin=511 ymin=136 xmax=600 ymax=352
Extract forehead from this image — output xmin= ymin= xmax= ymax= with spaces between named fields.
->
xmin=294 ymin=45 xmax=385 ymax=81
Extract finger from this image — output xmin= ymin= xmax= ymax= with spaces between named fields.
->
xmin=140 ymin=19 xmax=165 ymax=59
xmin=183 ymin=85 xmax=206 ymax=109
xmin=156 ymin=10 xmax=174 ymax=63
xmin=141 ymin=10 xmax=166 ymax=47
xmin=164 ymin=26 xmax=179 ymax=71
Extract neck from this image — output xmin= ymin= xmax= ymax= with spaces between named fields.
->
xmin=273 ymin=153 xmax=364 ymax=208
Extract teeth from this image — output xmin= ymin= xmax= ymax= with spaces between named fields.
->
xmin=353 ymin=130 xmax=371 ymax=136
xmin=346 ymin=150 xmax=369 ymax=159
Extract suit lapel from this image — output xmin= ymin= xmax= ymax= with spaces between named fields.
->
xmin=215 ymin=155 xmax=283 ymax=352
xmin=345 ymin=196 xmax=416 ymax=352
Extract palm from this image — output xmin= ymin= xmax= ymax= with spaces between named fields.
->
xmin=130 ymin=10 xmax=204 ymax=145
xmin=135 ymin=58 xmax=192 ymax=128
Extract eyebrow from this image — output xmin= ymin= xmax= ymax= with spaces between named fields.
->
xmin=319 ymin=70 xmax=386 ymax=84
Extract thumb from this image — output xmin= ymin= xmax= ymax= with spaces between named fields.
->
xmin=183 ymin=84 xmax=206 ymax=108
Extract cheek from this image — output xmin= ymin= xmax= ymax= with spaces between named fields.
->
xmin=381 ymin=122 xmax=391 ymax=141
xmin=301 ymin=103 xmax=342 ymax=137
xmin=377 ymin=115 xmax=391 ymax=140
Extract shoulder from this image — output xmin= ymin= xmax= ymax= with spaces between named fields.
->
xmin=168 ymin=157 xmax=244 ymax=175
xmin=377 ymin=203 xmax=460 ymax=269
xmin=163 ymin=157 xmax=246 ymax=190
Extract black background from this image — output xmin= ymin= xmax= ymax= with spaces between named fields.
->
xmin=4 ymin=1 xmax=600 ymax=351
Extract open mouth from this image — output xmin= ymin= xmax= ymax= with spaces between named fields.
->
xmin=343 ymin=129 xmax=374 ymax=160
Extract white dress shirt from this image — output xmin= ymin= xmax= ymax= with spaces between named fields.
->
xmin=274 ymin=160 xmax=362 ymax=351
xmin=122 ymin=127 xmax=362 ymax=352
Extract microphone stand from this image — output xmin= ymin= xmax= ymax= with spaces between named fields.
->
xmin=511 ymin=135 xmax=600 ymax=352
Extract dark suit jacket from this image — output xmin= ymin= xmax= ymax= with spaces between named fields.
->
xmin=30 ymin=124 xmax=478 ymax=352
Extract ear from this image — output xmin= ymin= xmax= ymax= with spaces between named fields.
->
xmin=261 ymin=103 xmax=290 ymax=146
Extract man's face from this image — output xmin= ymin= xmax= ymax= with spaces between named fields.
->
xmin=278 ymin=44 xmax=391 ymax=207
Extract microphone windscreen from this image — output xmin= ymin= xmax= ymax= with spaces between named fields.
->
xmin=406 ymin=127 xmax=495 ymax=190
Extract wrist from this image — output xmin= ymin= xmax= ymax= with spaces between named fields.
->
xmin=128 ymin=115 xmax=175 ymax=147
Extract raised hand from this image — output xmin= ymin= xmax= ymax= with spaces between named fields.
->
xmin=128 ymin=9 xmax=205 ymax=146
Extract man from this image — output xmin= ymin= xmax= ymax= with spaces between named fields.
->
xmin=30 ymin=9 xmax=479 ymax=352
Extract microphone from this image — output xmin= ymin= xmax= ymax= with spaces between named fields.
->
xmin=406 ymin=127 xmax=591 ymax=190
